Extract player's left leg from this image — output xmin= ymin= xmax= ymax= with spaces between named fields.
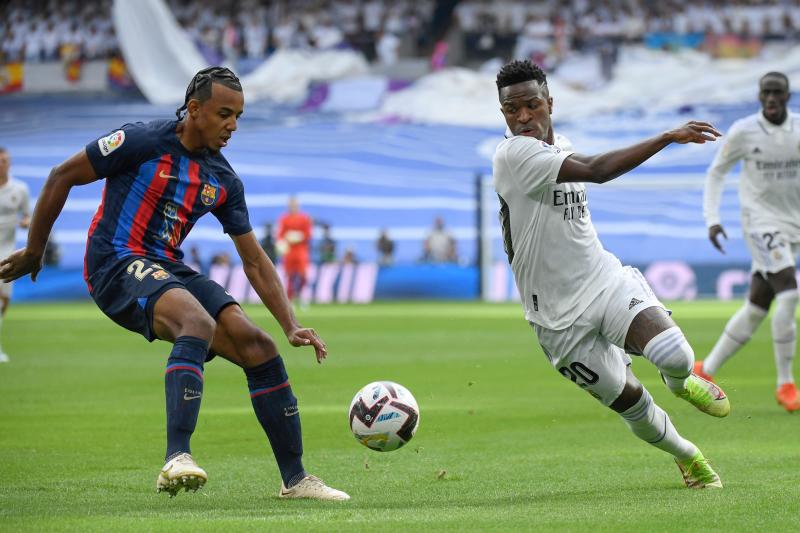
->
xmin=626 ymin=306 xmax=730 ymax=417
xmin=209 ymin=305 xmax=349 ymax=500
xmin=763 ymin=266 xmax=799 ymax=411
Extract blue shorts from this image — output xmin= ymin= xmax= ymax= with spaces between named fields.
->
xmin=89 ymin=256 xmax=237 ymax=343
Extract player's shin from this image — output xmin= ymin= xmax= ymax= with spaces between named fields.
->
xmin=704 ymin=301 xmax=767 ymax=375
xmin=619 ymin=388 xmax=697 ymax=461
xmin=244 ymin=355 xmax=306 ymax=488
xmin=642 ymin=327 xmax=693 ymax=392
xmin=772 ymin=289 xmax=798 ymax=386
xmin=164 ymin=336 xmax=208 ymax=460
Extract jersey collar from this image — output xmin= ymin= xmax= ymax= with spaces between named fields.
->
xmin=757 ymin=112 xmax=793 ymax=134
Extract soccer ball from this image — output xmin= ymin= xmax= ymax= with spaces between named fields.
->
xmin=348 ymin=381 xmax=420 ymax=452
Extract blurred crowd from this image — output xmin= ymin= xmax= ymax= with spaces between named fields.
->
xmin=4 ymin=0 xmax=800 ymax=67
xmin=458 ymin=0 xmax=800 ymax=71
xmin=166 ymin=0 xmax=437 ymax=66
xmin=1 ymin=0 xmax=117 ymax=63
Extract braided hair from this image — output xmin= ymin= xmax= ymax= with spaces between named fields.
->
xmin=496 ymin=60 xmax=547 ymax=93
xmin=175 ymin=66 xmax=242 ymax=119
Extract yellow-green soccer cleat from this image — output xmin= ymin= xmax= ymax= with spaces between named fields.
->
xmin=156 ymin=453 xmax=207 ymax=497
xmin=672 ymin=373 xmax=730 ymax=417
xmin=278 ymin=475 xmax=350 ymax=501
xmin=675 ymin=451 xmax=723 ymax=489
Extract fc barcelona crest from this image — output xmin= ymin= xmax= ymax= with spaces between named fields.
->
xmin=201 ymin=183 xmax=217 ymax=206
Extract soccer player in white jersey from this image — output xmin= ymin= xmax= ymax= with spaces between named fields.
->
xmin=696 ymin=72 xmax=800 ymax=412
xmin=0 ymin=147 xmax=31 ymax=362
xmin=494 ymin=60 xmax=729 ymax=488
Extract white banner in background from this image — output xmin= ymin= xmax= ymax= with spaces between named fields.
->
xmin=112 ymin=0 xmax=369 ymax=105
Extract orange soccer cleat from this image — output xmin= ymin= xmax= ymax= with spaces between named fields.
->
xmin=693 ymin=360 xmax=715 ymax=383
xmin=776 ymin=383 xmax=800 ymax=413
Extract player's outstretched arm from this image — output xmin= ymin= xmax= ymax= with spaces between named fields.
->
xmin=558 ymin=121 xmax=721 ymax=184
xmin=231 ymin=231 xmax=328 ymax=363
xmin=0 ymin=149 xmax=98 ymax=282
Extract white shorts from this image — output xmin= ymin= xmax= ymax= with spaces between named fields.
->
xmin=744 ymin=228 xmax=800 ymax=275
xmin=0 ymin=280 xmax=11 ymax=298
xmin=532 ymin=266 xmax=665 ymax=406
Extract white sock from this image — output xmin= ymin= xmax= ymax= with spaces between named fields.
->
xmin=642 ymin=327 xmax=693 ymax=393
xmin=704 ymin=300 xmax=767 ymax=375
xmin=619 ymin=388 xmax=697 ymax=461
xmin=772 ymin=289 xmax=798 ymax=387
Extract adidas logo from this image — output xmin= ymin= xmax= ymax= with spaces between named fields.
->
xmin=753 ymin=147 xmax=762 ymax=154
xmin=629 ymin=298 xmax=643 ymax=310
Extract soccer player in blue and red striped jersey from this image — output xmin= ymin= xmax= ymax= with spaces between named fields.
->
xmin=0 ymin=67 xmax=349 ymax=501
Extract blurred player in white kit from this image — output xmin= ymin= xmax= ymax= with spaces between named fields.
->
xmin=0 ymin=147 xmax=31 ymax=362
xmin=696 ymin=72 xmax=800 ymax=412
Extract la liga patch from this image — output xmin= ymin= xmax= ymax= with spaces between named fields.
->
xmin=97 ymin=130 xmax=125 ymax=156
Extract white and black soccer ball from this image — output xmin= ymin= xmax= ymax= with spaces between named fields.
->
xmin=348 ymin=381 xmax=420 ymax=452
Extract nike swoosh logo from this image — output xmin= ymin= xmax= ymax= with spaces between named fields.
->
xmin=159 ymin=170 xmax=179 ymax=180
xmin=284 ymin=407 xmax=299 ymax=416
xmin=183 ymin=394 xmax=202 ymax=400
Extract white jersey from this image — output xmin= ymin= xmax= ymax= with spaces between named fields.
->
xmin=493 ymin=134 xmax=622 ymax=330
xmin=0 ymin=177 xmax=29 ymax=251
xmin=704 ymin=112 xmax=800 ymax=240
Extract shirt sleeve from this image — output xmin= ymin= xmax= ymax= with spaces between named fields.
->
xmin=501 ymin=136 xmax=572 ymax=196
xmin=212 ymin=177 xmax=252 ymax=236
xmin=703 ymin=124 xmax=744 ymax=228
xmin=85 ymin=122 xmax=152 ymax=179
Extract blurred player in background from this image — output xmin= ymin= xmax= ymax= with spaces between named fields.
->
xmin=0 ymin=67 xmax=349 ymax=501
xmin=697 ymin=72 xmax=800 ymax=412
xmin=494 ymin=60 xmax=728 ymax=488
xmin=276 ymin=196 xmax=312 ymax=306
xmin=0 ymin=147 xmax=31 ymax=363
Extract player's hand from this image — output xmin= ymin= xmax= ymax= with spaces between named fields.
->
xmin=0 ymin=248 xmax=43 ymax=282
xmin=668 ymin=121 xmax=722 ymax=144
xmin=286 ymin=326 xmax=328 ymax=363
xmin=708 ymin=224 xmax=727 ymax=254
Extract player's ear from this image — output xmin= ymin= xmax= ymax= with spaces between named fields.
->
xmin=187 ymin=98 xmax=201 ymax=119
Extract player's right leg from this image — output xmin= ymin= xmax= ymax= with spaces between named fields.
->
xmin=88 ymin=257 xmax=215 ymax=496
xmin=598 ymin=266 xmax=728 ymax=417
xmin=699 ymin=273 xmax=772 ymax=380
xmin=151 ymin=287 xmax=216 ymax=496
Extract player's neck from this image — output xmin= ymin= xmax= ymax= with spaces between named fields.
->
xmin=0 ymin=175 xmax=8 ymax=187
xmin=762 ymin=109 xmax=788 ymax=126
xmin=176 ymin=121 xmax=206 ymax=153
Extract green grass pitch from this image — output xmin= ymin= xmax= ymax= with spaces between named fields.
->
xmin=1 ymin=301 xmax=799 ymax=531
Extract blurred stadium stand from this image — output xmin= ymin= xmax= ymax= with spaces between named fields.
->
xmin=2 ymin=0 xmax=800 ymax=302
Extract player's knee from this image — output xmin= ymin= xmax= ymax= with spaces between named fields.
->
xmin=642 ymin=327 xmax=693 ymax=377
xmin=609 ymin=379 xmax=643 ymax=413
xmin=179 ymin=308 xmax=216 ymax=341
xmin=239 ymin=329 xmax=279 ymax=366
xmin=772 ymin=290 xmax=799 ymax=342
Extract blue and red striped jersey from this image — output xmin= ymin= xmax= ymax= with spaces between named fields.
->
xmin=83 ymin=119 xmax=251 ymax=284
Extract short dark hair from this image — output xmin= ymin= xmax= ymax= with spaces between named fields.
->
xmin=760 ymin=71 xmax=789 ymax=89
xmin=176 ymin=66 xmax=242 ymax=119
xmin=496 ymin=60 xmax=547 ymax=93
